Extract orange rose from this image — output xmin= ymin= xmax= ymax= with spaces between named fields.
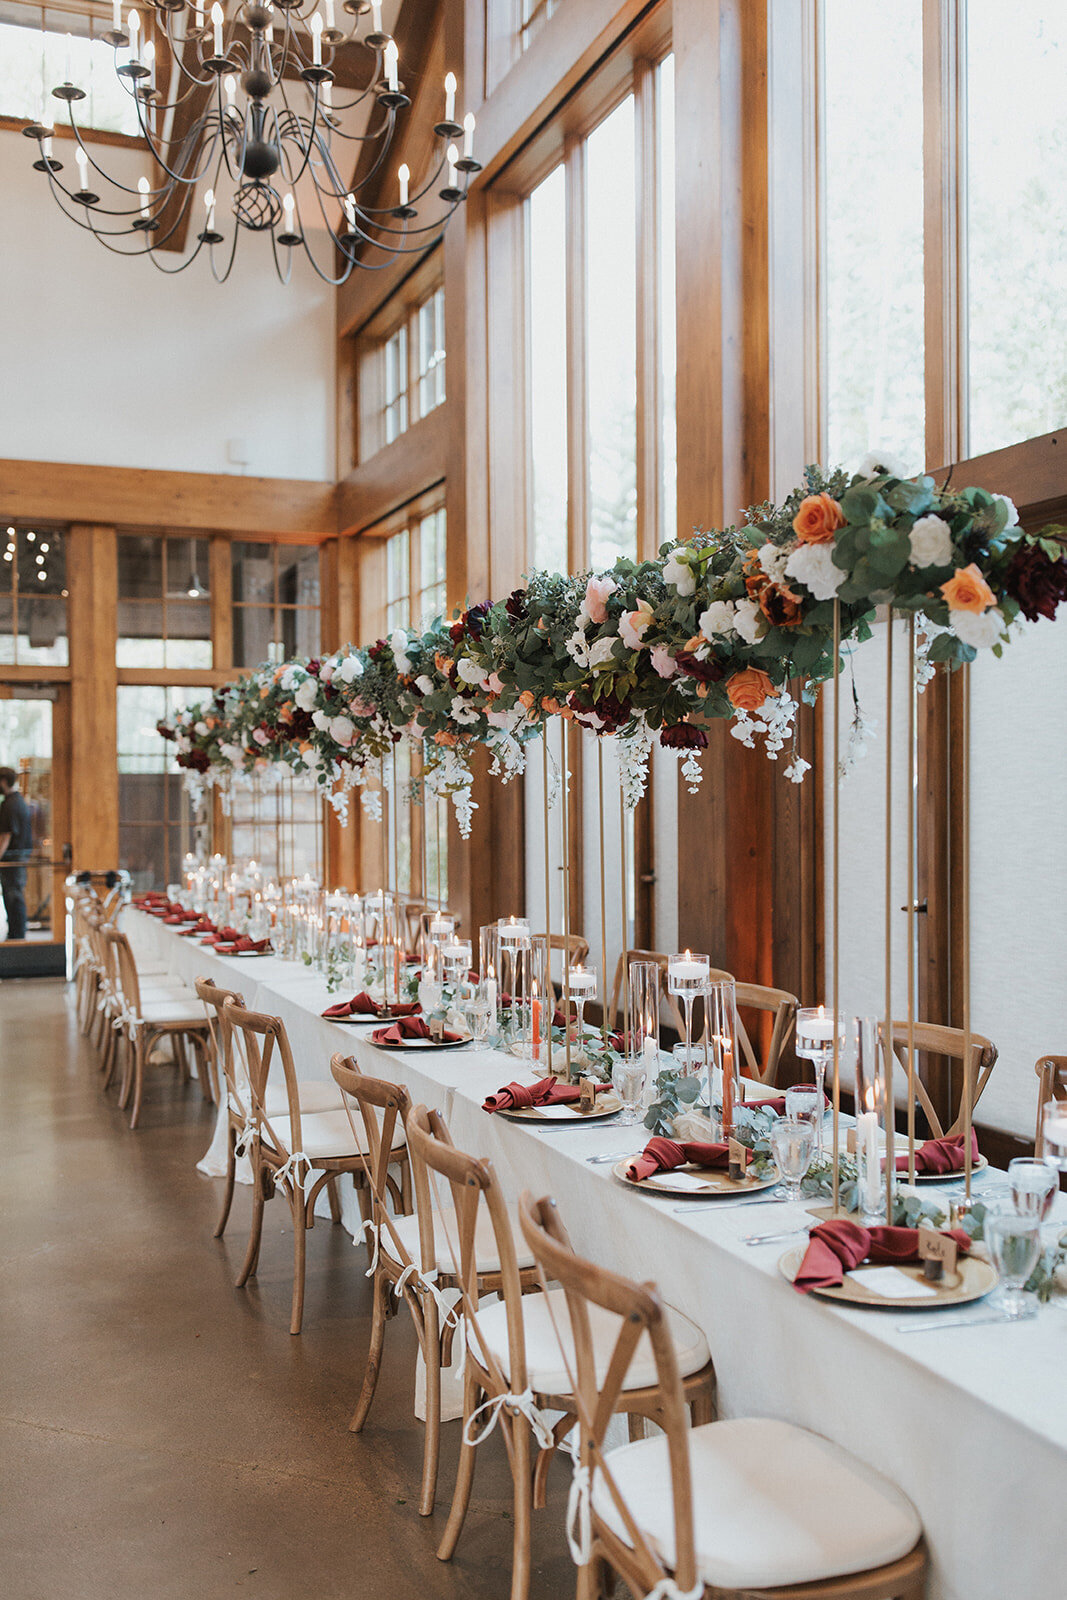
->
xmin=940 ymin=563 xmax=995 ymax=614
xmin=684 ymin=634 xmax=704 ymax=653
xmin=519 ymin=690 xmax=536 ymax=709
xmin=792 ymin=493 xmax=846 ymax=545
xmin=726 ymin=667 xmax=775 ymax=712
xmin=434 ymin=731 xmax=458 ymax=747
xmin=259 ymin=684 xmax=270 ymax=699
xmin=541 ymin=697 xmax=563 ymax=714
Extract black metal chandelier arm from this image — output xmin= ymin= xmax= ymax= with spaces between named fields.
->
xmin=268 ymin=225 xmax=297 ymax=286
xmin=204 ymin=223 xmax=242 ymax=284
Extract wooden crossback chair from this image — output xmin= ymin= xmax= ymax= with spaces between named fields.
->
xmin=518 ymin=1191 xmax=926 ymax=1600
xmin=106 ymin=927 xmax=212 ymax=1128
xmin=1034 ymin=1056 xmax=1067 ymax=1156
xmin=888 ymin=1021 xmax=997 ymax=1139
xmin=223 ymin=1000 xmax=406 ymax=1334
xmin=605 ymin=950 xmax=685 ymax=1037
xmin=404 ymin=1103 xmax=715 ymax=1600
xmin=703 ymin=967 xmax=799 ymax=1086
xmin=330 ymin=1054 xmax=535 ymax=1517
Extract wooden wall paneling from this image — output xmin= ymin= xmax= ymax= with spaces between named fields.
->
xmin=336 ymin=329 xmax=359 ymax=481
xmin=634 ymin=56 xmax=661 ymax=563
xmin=209 ymin=534 xmax=233 ymax=672
xmin=49 ymin=685 xmax=73 ymax=938
xmin=0 ymin=460 xmax=338 ymax=539
xmin=483 ymin=189 xmax=525 ymax=591
xmin=336 ymin=407 xmax=449 ymax=534
xmin=923 ymin=0 xmax=967 ymax=473
xmin=67 ymin=524 xmax=119 ymax=870
xmin=319 ymin=535 xmax=361 ymax=888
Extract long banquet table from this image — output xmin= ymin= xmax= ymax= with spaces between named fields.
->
xmin=128 ymin=909 xmax=1063 ymax=1600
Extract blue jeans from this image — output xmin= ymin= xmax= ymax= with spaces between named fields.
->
xmin=1 ymin=855 xmax=28 ymax=940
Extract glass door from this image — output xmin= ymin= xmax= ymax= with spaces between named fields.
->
xmin=0 ymin=687 xmax=66 ymax=943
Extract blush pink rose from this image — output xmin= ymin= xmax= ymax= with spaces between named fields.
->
xmin=584 ymin=575 xmax=617 ymax=625
xmin=650 ymin=645 xmax=678 ymax=679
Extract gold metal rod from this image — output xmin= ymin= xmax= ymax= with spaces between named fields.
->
xmin=885 ymin=606 xmax=895 ymax=1223
xmin=619 ymin=780 xmax=630 ymax=1050
xmin=598 ymin=740 xmax=609 ymax=1045
xmin=542 ymin=729 xmax=553 ymax=1076
xmin=831 ymin=599 xmax=841 ymax=1215
xmin=391 ymin=746 xmax=401 ymax=1008
xmin=436 ymin=798 xmax=442 ymax=907
xmin=560 ymin=727 xmax=572 ymax=1081
xmin=907 ymin=615 xmax=917 ymax=1182
xmin=962 ymin=663 xmax=973 ymax=1196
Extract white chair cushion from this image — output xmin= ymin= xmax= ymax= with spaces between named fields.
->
xmin=138 ymin=984 xmax=192 ymax=1005
xmin=138 ymin=999 xmax=209 ymax=1026
xmin=267 ymin=1082 xmax=345 ymax=1117
xmin=475 ymin=1288 xmax=709 ymax=1395
xmin=592 ymin=1417 xmax=922 ymax=1590
xmin=386 ymin=1203 xmax=535 ymax=1276
xmin=266 ymin=1108 xmax=406 ymax=1162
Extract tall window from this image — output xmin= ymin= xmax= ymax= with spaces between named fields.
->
xmin=0 ymin=523 xmax=68 ymax=666
xmin=966 ymin=2 xmax=1067 ymax=455
xmin=823 ymin=0 xmax=924 ymax=474
xmin=117 ymin=533 xmax=211 ymax=669
xmin=357 ymin=261 xmax=446 ymax=460
xmin=525 ymin=51 xmax=675 ymax=572
xmin=231 ymin=542 xmax=321 ymax=666
xmin=117 ymin=685 xmax=197 ymax=892
xmin=383 ymin=506 xmax=447 ymax=633
xmin=0 ymin=12 xmax=140 ymax=135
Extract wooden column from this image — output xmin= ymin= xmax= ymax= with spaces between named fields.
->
xmin=320 ymin=535 xmax=361 ymax=889
xmin=67 ymin=524 xmax=118 ymax=870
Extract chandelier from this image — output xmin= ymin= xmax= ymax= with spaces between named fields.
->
xmin=22 ymin=1 xmax=481 ymax=283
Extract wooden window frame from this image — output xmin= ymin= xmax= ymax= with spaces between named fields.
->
xmin=0 ymin=520 xmax=69 ymax=671
xmin=354 ymin=249 xmax=446 ymax=464
xmin=230 ymin=541 xmax=323 ymax=670
xmin=116 ymin=530 xmax=214 ymax=673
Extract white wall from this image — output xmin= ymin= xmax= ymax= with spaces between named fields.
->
xmin=0 ymin=128 xmax=336 ymax=482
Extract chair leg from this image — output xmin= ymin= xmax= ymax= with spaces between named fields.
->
xmin=117 ymin=1034 xmax=133 ymax=1107
xmin=173 ymin=1033 xmax=189 ymax=1081
xmin=100 ymin=1023 xmax=115 ymax=1087
xmin=350 ymin=1269 xmax=389 ymax=1432
xmin=418 ymin=1296 xmax=442 ymax=1516
xmin=507 ymin=1416 xmax=533 ymax=1600
xmin=438 ymin=1372 xmax=481 ymax=1562
xmin=214 ymin=1126 xmax=237 ymax=1239
xmin=290 ymin=1194 xmax=307 ymax=1335
xmin=327 ymin=1177 xmax=342 ymax=1224
xmin=236 ymin=1163 xmax=267 ymax=1286
xmin=129 ymin=1036 xmax=147 ymax=1129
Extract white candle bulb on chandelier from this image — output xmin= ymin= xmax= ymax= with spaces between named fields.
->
xmin=137 ymin=174 xmax=150 ymax=218
xmin=310 ymin=12 xmax=323 ymax=65
xmin=112 ymin=0 xmax=122 ymax=33
xmin=384 ymin=38 xmax=398 ymax=91
xmin=211 ymin=2 xmax=224 ymax=56
xmin=446 ymin=141 xmax=458 ymax=187
xmin=127 ymin=9 xmax=140 ymax=61
xmin=224 ymin=72 xmax=236 ymax=109
xmin=204 ymin=186 xmax=216 ymax=231
xmin=282 ymin=191 xmax=295 ymax=234
xmin=444 ymin=70 xmax=456 ymax=123
xmin=193 ymin=0 xmax=203 ymax=27
xmin=42 ymin=135 xmax=53 ymax=160
xmin=322 ymin=79 xmax=332 ymax=112
xmin=370 ymin=0 xmax=382 ymax=31
xmin=398 ymin=162 xmax=409 ymax=206
xmin=343 ymin=192 xmax=356 ymax=232
xmin=75 ymin=145 xmax=89 ymax=192
xmin=462 ymin=110 xmax=475 ymax=158
xmin=324 ymin=0 xmax=334 ymax=29
xmin=144 ymin=38 xmax=155 ymax=89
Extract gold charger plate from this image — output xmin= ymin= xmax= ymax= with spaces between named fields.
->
xmin=777 ymin=1245 xmax=998 ymax=1310
xmin=891 ymin=1154 xmax=989 ymax=1184
xmin=497 ymin=1093 xmax=623 ymax=1123
xmin=613 ymin=1161 xmax=777 ymax=1198
xmin=370 ymin=1034 xmax=470 ymax=1051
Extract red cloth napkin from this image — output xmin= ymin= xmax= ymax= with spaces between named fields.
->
xmin=894 ymin=1129 xmax=980 ymax=1176
xmin=625 ymin=1136 xmax=753 ymax=1183
xmin=215 ymin=937 xmax=273 ymax=955
xmin=322 ymin=992 xmax=421 ymax=1020
xmin=206 ymin=926 xmax=242 ymax=945
xmin=793 ymin=1219 xmax=972 ymax=1294
xmin=482 ymin=1076 xmax=614 ymax=1113
xmin=371 ymin=1015 xmax=464 ymax=1046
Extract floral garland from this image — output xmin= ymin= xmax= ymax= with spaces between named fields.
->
xmin=158 ymin=460 xmax=1067 ymax=822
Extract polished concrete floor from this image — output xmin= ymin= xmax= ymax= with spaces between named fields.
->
xmin=0 ymin=979 xmax=575 ymax=1599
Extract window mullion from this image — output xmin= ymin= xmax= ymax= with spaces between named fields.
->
xmin=564 ymin=137 xmax=588 ymax=576
xmin=634 ymin=59 xmax=660 ymax=564
xmin=923 ymin=0 xmax=967 ymax=470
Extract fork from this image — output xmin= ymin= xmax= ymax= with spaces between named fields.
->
xmin=742 ymin=1224 xmax=814 ymax=1246
xmin=585 ymin=1151 xmax=634 ymax=1164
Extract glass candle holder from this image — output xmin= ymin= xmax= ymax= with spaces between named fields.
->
xmin=795 ymin=1005 xmax=848 ymax=1155
xmin=705 ymin=978 xmax=740 ymax=1135
xmin=566 ymin=964 xmax=596 ymax=1041
xmin=628 ymin=959 xmax=661 ymax=1074
xmin=854 ymin=1017 xmax=886 ymax=1222
xmin=478 ymin=922 xmax=501 ymax=1033
xmin=1042 ymin=1100 xmax=1067 ymax=1170
xmin=497 ymin=917 xmax=532 ymax=1053
xmin=668 ymin=950 xmax=709 ymax=1072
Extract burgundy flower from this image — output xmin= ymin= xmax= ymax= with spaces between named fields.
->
xmin=1005 ymin=539 xmax=1067 ymax=622
xmin=505 ymin=589 xmax=528 ymax=621
xmin=449 ymin=621 xmax=465 ymax=644
xmin=156 ymin=720 xmax=176 ymax=741
xmin=660 ymin=723 xmax=708 ymax=750
xmin=306 ymin=658 xmax=321 ymax=677
xmin=465 ymin=601 xmax=491 ymax=638
xmin=178 ymin=748 xmax=210 ymax=773
xmin=322 ymin=682 xmax=339 ymax=702
xmin=567 ymin=686 xmax=632 ymax=731
xmin=673 ymin=650 xmax=725 ymax=684
xmin=368 ymin=640 xmax=385 ymax=662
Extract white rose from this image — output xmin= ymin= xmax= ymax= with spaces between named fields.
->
xmin=415 ymin=674 xmax=435 ymax=695
xmin=336 ymin=654 xmax=364 ymax=683
xmin=950 ymin=606 xmax=1004 ymax=649
xmin=908 ymin=514 xmax=954 ymax=569
xmin=859 ymin=449 xmax=910 ymax=479
xmin=194 ymin=720 xmax=208 ymax=736
xmin=280 ymin=666 xmax=300 ymax=692
xmin=994 ymin=493 xmax=1020 ymax=529
xmin=456 ymin=657 xmax=489 ymax=687
xmin=450 ymin=696 xmax=478 ymax=726
xmin=588 ymin=636 xmax=618 ymax=668
xmin=389 ymin=628 xmax=412 ymax=675
xmin=319 ymin=661 xmax=334 ymax=683
xmin=699 ymin=600 xmax=736 ymax=639
xmin=311 ymin=710 xmax=330 ymax=731
xmin=758 ymin=542 xmax=789 ymax=583
xmin=662 ymin=549 xmax=696 ymax=596
xmin=330 ymin=715 xmax=357 ymax=746
xmin=733 ymin=597 xmax=764 ymax=644
xmin=785 ymin=542 xmax=843 ymax=602
xmin=566 ymin=628 xmax=592 ymax=667
xmin=294 ymin=677 xmax=318 ymax=711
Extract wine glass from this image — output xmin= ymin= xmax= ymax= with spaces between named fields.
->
xmin=1041 ymin=1101 xmax=1067 ymax=1169
xmin=612 ymin=1056 xmax=648 ymax=1126
xmin=769 ymin=1117 xmax=816 ymax=1203
xmin=785 ymin=1083 xmax=823 ymax=1148
xmin=1008 ymin=1158 xmax=1059 ymax=1222
xmin=986 ymin=1211 xmax=1042 ymax=1320
xmin=465 ymin=985 xmax=494 ymax=1052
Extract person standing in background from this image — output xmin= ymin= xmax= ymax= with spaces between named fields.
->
xmin=0 ymin=766 xmax=32 ymax=940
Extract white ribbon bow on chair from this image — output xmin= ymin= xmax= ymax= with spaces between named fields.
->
xmin=391 ymin=1261 xmax=464 ymax=1332
xmin=356 ymin=1217 xmax=381 ymax=1274
xmin=272 ymin=1150 xmax=312 ymax=1192
xmin=567 ymin=1462 xmax=593 ymax=1565
xmin=643 ymin=1580 xmax=704 ymax=1600
xmin=463 ymin=1387 xmax=556 ymax=1452
xmin=112 ymin=1002 xmax=142 ymax=1040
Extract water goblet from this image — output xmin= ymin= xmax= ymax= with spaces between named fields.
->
xmin=465 ymin=986 xmax=493 ymax=1052
xmin=1042 ymin=1101 xmax=1067 ymax=1170
xmin=785 ymin=1083 xmax=823 ymax=1150
xmin=769 ymin=1116 xmax=816 ymax=1203
xmin=1008 ymin=1157 xmax=1059 ymax=1222
xmin=612 ymin=1056 xmax=648 ymax=1127
xmin=986 ymin=1211 xmax=1042 ymax=1320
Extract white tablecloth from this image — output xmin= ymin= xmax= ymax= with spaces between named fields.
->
xmin=127 ymin=909 xmax=1065 ymax=1600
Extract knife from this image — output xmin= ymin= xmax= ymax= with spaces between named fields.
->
xmin=894 ymin=1308 xmax=1039 ymax=1333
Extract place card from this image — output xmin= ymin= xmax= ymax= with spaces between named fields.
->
xmin=846 ymin=1266 xmax=939 ymax=1300
xmin=534 ymin=1104 xmax=584 ymax=1119
xmin=918 ymin=1228 xmax=958 ymax=1281
xmin=728 ymin=1138 xmax=747 ymax=1181
xmin=648 ymin=1170 xmax=715 ymax=1193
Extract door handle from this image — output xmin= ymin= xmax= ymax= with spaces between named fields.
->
xmin=900 ymin=900 xmax=928 ymax=913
